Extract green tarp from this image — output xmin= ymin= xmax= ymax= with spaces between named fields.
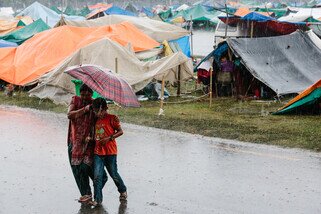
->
xmin=255 ymin=8 xmax=288 ymax=18
xmin=0 ymin=19 xmax=50 ymax=45
xmin=50 ymin=6 xmax=61 ymax=14
xmin=273 ymin=88 xmax=321 ymax=114
xmin=170 ymin=4 xmax=220 ymax=24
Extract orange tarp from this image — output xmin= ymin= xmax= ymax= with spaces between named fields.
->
xmin=234 ymin=8 xmax=271 ymax=17
xmin=234 ymin=7 xmax=251 ymax=17
xmin=0 ymin=19 xmax=19 ymax=35
xmin=278 ymin=79 xmax=321 ymax=111
xmin=0 ymin=22 xmax=160 ymax=85
xmin=88 ymin=3 xmax=111 ymax=10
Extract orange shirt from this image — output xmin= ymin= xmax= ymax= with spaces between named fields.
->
xmin=94 ymin=114 xmax=121 ymax=155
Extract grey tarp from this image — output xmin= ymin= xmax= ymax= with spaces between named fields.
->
xmin=29 ymin=37 xmax=193 ymax=105
xmin=227 ymin=31 xmax=321 ymax=95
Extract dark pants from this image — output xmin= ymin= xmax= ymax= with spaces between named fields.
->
xmin=68 ymin=144 xmax=107 ymax=196
xmin=94 ymin=154 xmax=127 ymax=203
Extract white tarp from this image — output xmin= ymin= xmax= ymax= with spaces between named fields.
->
xmin=29 ymin=37 xmax=193 ymax=105
xmin=17 ymin=1 xmax=84 ymax=27
xmin=307 ymin=29 xmax=321 ymax=50
xmin=279 ymin=7 xmax=321 ymax=22
xmin=59 ymin=14 xmax=189 ymax=42
xmin=228 ymin=31 xmax=321 ymax=95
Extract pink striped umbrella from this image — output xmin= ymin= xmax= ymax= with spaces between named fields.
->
xmin=65 ymin=64 xmax=140 ymax=107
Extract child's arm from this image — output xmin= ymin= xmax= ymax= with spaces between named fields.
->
xmin=97 ymin=127 xmax=123 ymax=145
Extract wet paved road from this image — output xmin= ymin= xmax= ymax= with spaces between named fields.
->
xmin=0 ymin=106 xmax=321 ymax=214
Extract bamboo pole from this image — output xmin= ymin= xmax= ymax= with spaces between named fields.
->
xmin=115 ymin=58 xmax=118 ymax=73
xmin=177 ymin=65 xmax=181 ymax=97
xmin=159 ymin=75 xmax=166 ymax=115
xmin=209 ymin=67 xmax=213 ymax=107
xmin=250 ymin=21 xmax=254 ymax=38
xmin=224 ymin=4 xmax=229 ymax=38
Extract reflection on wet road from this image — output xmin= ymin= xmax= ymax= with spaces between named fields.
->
xmin=1 ymin=106 xmax=321 ymax=214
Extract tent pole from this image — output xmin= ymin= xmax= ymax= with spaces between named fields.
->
xmin=190 ymin=15 xmax=193 ymax=57
xmin=209 ymin=67 xmax=213 ymax=107
xmin=115 ymin=58 xmax=118 ymax=73
xmin=159 ymin=75 xmax=165 ymax=115
xmin=250 ymin=21 xmax=254 ymax=38
xmin=225 ymin=3 xmax=229 ymax=38
xmin=177 ymin=65 xmax=181 ymax=97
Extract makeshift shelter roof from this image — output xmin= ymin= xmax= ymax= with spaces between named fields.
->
xmin=176 ymin=4 xmax=189 ymax=11
xmin=86 ymin=4 xmax=113 ymax=19
xmin=88 ymin=3 xmax=111 ymax=10
xmin=0 ymin=22 xmax=160 ymax=85
xmin=274 ymin=79 xmax=321 ymax=114
xmin=219 ymin=12 xmax=308 ymax=35
xmin=28 ymin=37 xmax=193 ymax=105
xmin=0 ymin=39 xmax=17 ymax=47
xmin=279 ymin=7 xmax=321 ymax=21
xmin=58 ymin=15 xmax=189 ymax=42
xmin=124 ymin=3 xmax=139 ymax=14
xmin=170 ymin=4 xmax=220 ymax=23
xmin=105 ymin=6 xmax=137 ymax=17
xmin=0 ymin=19 xmax=50 ymax=45
xmin=0 ymin=19 xmax=20 ymax=35
xmin=227 ymin=31 xmax=321 ymax=95
xmin=142 ymin=7 xmax=154 ymax=17
xmin=17 ymin=1 xmax=85 ymax=27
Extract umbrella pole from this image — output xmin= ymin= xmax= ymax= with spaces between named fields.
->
xmin=159 ymin=76 xmax=165 ymax=116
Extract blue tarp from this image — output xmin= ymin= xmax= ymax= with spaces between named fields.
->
xmin=194 ymin=42 xmax=228 ymax=72
xmin=241 ymin=12 xmax=274 ymax=22
xmin=142 ymin=7 xmax=154 ymax=17
xmin=170 ymin=36 xmax=191 ymax=57
xmin=0 ymin=39 xmax=17 ymax=48
xmin=105 ymin=6 xmax=137 ymax=17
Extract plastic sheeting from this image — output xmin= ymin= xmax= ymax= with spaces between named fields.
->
xmin=59 ymin=15 xmax=189 ymax=42
xmin=105 ymin=6 xmax=137 ymax=17
xmin=227 ymin=31 xmax=321 ymax=95
xmin=29 ymin=38 xmax=193 ymax=105
xmin=0 ymin=39 xmax=17 ymax=47
xmin=0 ymin=22 xmax=160 ymax=85
xmin=0 ymin=19 xmax=49 ymax=44
xmin=17 ymin=1 xmax=85 ymax=27
xmin=274 ymin=79 xmax=321 ymax=114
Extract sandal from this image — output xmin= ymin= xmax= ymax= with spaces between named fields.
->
xmin=88 ymin=200 xmax=101 ymax=207
xmin=78 ymin=195 xmax=92 ymax=203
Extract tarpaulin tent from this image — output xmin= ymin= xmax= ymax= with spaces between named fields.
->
xmin=227 ymin=31 xmax=321 ymax=95
xmin=105 ymin=6 xmax=137 ymax=17
xmin=0 ymin=22 xmax=160 ymax=85
xmin=29 ymin=37 xmax=193 ymax=105
xmin=57 ymin=14 xmax=189 ymax=42
xmin=0 ymin=19 xmax=50 ymax=45
xmin=219 ymin=12 xmax=308 ymax=35
xmin=170 ymin=4 xmax=220 ymax=23
xmin=17 ymin=1 xmax=85 ymax=27
xmin=274 ymin=79 xmax=321 ymax=114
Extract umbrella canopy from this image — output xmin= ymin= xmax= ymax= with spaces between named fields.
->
xmin=65 ymin=64 xmax=140 ymax=107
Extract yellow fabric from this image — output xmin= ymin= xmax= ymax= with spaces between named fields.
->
xmin=162 ymin=40 xmax=173 ymax=56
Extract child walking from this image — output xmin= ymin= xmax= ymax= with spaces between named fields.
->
xmin=90 ymin=98 xmax=127 ymax=206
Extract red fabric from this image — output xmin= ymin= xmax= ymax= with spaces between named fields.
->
xmin=94 ymin=114 xmax=121 ymax=155
xmin=68 ymin=96 xmax=95 ymax=166
xmin=197 ymin=68 xmax=210 ymax=83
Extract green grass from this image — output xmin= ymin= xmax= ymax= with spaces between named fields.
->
xmin=1 ymin=91 xmax=321 ymax=151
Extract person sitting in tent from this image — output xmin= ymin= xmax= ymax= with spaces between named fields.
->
xmin=5 ymin=83 xmax=14 ymax=97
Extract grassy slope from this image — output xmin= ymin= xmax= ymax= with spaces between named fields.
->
xmin=1 ymin=91 xmax=320 ymax=151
